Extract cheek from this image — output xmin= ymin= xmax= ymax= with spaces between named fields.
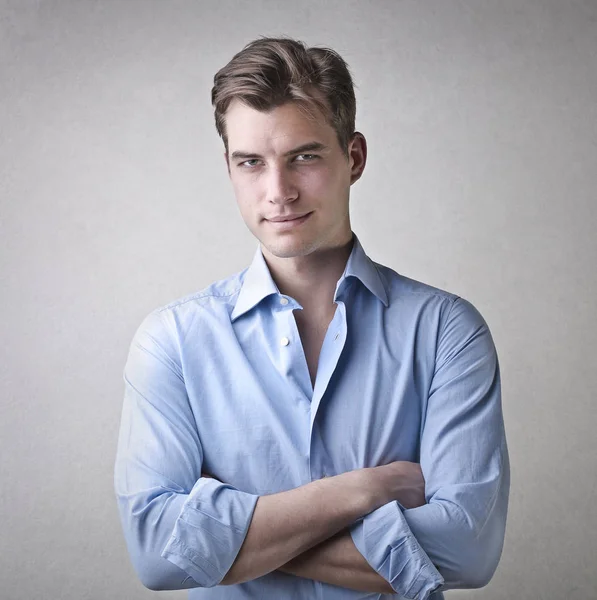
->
xmin=232 ymin=176 xmax=255 ymax=202
xmin=298 ymin=166 xmax=336 ymax=196
xmin=231 ymin=179 xmax=263 ymax=222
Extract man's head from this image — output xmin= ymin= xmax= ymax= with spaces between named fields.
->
xmin=211 ymin=37 xmax=366 ymax=260
xmin=211 ymin=37 xmax=356 ymax=156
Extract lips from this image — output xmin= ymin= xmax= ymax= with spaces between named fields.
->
xmin=266 ymin=213 xmax=310 ymax=222
xmin=265 ymin=212 xmax=312 ymax=229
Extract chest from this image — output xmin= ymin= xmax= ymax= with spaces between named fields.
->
xmin=184 ymin=298 xmax=435 ymax=494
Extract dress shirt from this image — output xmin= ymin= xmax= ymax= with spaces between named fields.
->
xmin=114 ymin=232 xmax=509 ymax=600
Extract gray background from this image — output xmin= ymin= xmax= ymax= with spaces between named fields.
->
xmin=1 ymin=1 xmax=596 ymax=599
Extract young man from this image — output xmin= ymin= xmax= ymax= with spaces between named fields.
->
xmin=114 ymin=37 xmax=509 ymax=599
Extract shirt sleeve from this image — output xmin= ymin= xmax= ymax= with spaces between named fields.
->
xmin=114 ymin=309 xmax=259 ymax=590
xmin=350 ymin=297 xmax=510 ymax=600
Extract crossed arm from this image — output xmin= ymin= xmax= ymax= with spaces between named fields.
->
xmin=213 ymin=461 xmax=426 ymax=592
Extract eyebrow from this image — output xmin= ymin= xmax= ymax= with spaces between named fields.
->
xmin=230 ymin=142 xmax=328 ymax=161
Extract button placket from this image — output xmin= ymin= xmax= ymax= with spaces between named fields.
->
xmin=275 ymin=301 xmax=312 ymax=403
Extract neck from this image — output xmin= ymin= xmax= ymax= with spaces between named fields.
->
xmin=261 ymin=234 xmax=354 ymax=314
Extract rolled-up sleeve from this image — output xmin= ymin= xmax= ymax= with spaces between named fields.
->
xmin=114 ymin=310 xmax=259 ymax=590
xmin=350 ymin=297 xmax=510 ymax=599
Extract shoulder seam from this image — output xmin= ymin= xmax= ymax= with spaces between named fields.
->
xmin=433 ymin=295 xmax=461 ymax=374
xmin=373 ymin=262 xmax=459 ymax=301
xmin=157 ymin=288 xmax=241 ymax=312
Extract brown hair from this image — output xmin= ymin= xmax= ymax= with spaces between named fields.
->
xmin=211 ymin=37 xmax=356 ymax=155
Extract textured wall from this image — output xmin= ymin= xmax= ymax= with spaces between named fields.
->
xmin=1 ymin=1 xmax=596 ymax=599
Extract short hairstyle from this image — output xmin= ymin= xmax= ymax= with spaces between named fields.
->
xmin=211 ymin=37 xmax=356 ymax=155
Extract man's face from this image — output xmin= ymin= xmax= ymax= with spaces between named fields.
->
xmin=224 ymin=99 xmax=364 ymax=259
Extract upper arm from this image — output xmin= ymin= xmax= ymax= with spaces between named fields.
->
xmin=421 ymin=297 xmax=507 ymax=506
xmin=116 ymin=309 xmax=203 ymax=494
xmin=114 ymin=309 xmax=203 ymax=589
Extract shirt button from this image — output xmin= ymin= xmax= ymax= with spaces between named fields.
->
xmin=334 ymin=333 xmax=339 ymax=341
xmin=280 ymin=337 xmax=290 ymax=346
xmin=279 ymin=297 xmax=289 ymax=305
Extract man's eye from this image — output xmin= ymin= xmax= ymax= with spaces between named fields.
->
xmin=295 ymin=154 xmax=318 ymax=162
xmin=240 ymin=159 xmax=260 ymax=168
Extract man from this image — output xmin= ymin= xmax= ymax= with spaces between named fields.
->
xmin=114 ymin=37 xmax=509 ymax=599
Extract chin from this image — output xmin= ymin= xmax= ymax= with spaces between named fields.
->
xmin=261 ymin=236 xmax=320 ymax=259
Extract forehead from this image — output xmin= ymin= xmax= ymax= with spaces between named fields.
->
xmin=224 ymin=99 xmax=337 ymax=154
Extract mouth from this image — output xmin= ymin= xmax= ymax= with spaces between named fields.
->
xmin=264 ymin=212 xmax=312 ymax=229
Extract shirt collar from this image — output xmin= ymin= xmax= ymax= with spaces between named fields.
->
xmin=231 ymin=244 xmax=281 ymax=322
xmin=339 ymin=233 xmax=389 ymax=307
xmin=231 ymin=233 xmax=388 ymax=322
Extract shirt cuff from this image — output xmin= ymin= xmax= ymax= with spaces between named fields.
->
xmin=161 ymin=477 xmax=259 ymax=587
xmin=350 ymin=501 xmax=444 ymax=600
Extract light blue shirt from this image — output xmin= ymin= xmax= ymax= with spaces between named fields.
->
xmin=114 ymin=233 xmax=509 ymax=600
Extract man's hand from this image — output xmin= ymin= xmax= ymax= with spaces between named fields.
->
xmin=366 ymin=460 xmax=426 ymax=509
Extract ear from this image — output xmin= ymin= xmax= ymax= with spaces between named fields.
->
xmin=348 ymin=132 xmax=367 ymax=185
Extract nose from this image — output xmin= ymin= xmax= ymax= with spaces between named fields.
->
xmin=265 ymin=165 xmax=298 ymax=205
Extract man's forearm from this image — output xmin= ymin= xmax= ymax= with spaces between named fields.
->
xmin=219 ymin=460 xmax=424 ymax=586
xmin=278 ymin=529 xmax=394 ymax=594
xmin=220 ymin=468 xmax=381 ymax=585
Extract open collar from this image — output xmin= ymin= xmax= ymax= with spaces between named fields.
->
xmin=231 ymin=233 xmax=388 ymax=322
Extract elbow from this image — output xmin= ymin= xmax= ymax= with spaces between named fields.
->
xmin=448 ymin=527 xmax=505 ymax=589
xmin=126 ymin=542 xmax=192 ymax=591
xmin=456 ymin=557 xmax=496 ymax=590
xmin=437 ymin=475 xmax=509 ymax=590
xmin=143 ymin=580 xmax=164 ymax=592
xmin=118 ymin=511 xmax=199 ymax=591
xmin=116 ymin=490 xmax=205 ymax=590
xmin=122 ymin=520 xmax=220 ymax=590
xmin=135 ymin=563 xmax=171 ymax=592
